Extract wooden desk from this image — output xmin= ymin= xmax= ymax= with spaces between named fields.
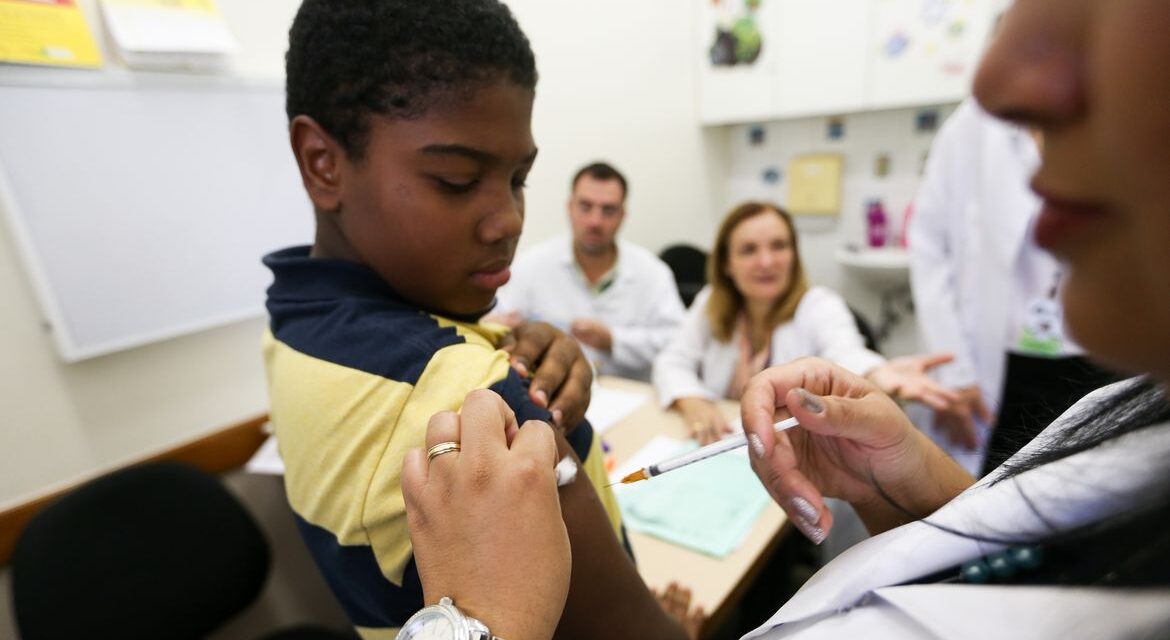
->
xmin=596 ymin=376 xmax=789 ymax=630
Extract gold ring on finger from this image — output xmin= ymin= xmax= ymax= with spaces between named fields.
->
xmin=427 ymin=441 xmax=461 ymax=461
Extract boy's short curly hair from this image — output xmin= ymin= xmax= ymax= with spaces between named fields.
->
xmin=286 ymin=0 xmax=538 ymax=159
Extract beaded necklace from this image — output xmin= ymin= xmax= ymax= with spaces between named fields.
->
xmin=909 ymin=545 xmax=1045 ymax=586
xmin=956 ymin=545 xmax=1044 ymax=584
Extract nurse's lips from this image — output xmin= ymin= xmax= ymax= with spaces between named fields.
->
xmin=1032 ymin=186 xmax=1109 ymax=253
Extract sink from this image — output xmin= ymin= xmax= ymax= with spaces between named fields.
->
xmin=835 ymin=247 xmax=910 ymax=290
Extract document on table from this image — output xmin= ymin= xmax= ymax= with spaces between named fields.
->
xmin=245 ymin=435 xmax=285 ymax=475
xmin=584 ymin=385 xmax=648 ymax=435
xmin=612 ymin=435 xmax=770 ymax=558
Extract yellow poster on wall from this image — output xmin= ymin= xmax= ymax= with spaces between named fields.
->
xmin=103 ymin=0 xmax=221 ymax=10
xmin=0 ymin=0 xmax=102 ymax=69
xmin=788 ymin=154 xmax=843 ymax=216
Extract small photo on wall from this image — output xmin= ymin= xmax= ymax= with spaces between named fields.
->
xmin=827 ymin=117 xmax=846 ymax=141
xmin=916 ymin=108 xmax=940 ymax=132
xmin=748 ymin=125 xmax=766 ymax=146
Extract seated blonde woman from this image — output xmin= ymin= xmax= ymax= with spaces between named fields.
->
xmin=653 ymin=202 xmax=958 ymax=443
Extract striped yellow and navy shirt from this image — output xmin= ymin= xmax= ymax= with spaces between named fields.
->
xmin=261 ymin=246 xmax=623 ymax=639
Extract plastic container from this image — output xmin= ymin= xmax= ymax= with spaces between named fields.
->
xmin=866 ymin=199 xmax=889 ymax=248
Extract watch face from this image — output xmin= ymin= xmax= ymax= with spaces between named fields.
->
xmin=399 ymin=605 xmax=463 ymax=640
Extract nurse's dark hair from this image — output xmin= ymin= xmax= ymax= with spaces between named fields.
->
xmin=285 ymin=0 xmax=537 ymax=160
xmin=881 ymin=379 xmax=1170 ymax=587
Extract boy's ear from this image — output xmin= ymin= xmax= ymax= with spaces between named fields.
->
xmin=289 ymin=115 xmax=344 ymax=214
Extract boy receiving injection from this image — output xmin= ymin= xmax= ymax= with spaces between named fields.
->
xmin=264 ymin=1 xmax=689 ymax=638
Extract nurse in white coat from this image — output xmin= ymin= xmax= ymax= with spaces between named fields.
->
xmin=910 ymin=98 xmax=1118 ymax=476
xmin=398 ymin=0 xmax=1170 ymax=637
xmin=654 ymin=202 xmax=957 ymax=444
xmin=909 ymin=98 xmax=1036 ymax=450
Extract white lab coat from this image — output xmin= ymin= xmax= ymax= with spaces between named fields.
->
xmin=909 ymin=99 xmax=1043 ymax=417
xmin=652 ymin=286 xmax=884 ymax=407
xmin=743 ymin=379 xmax=1170 ymax=639
xmin=495 ymin=236 xmax=685 ymax=381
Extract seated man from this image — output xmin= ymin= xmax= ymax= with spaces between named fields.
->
xmin=494 ymin=162 xmax=686 ymax=381
xmin=266 ymin=1 xmax=688 ymax=638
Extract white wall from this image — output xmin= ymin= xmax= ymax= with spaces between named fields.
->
xmin=725 ymin=106 xmax=959 ymax=253
xmin=506 ymin=0 xmax=728 ymax=252
xmin=0 ymin=0 xmax=724 ymax=508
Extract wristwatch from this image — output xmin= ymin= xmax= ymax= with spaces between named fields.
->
xmin=397 ymin=597 xmax=504 ymax=640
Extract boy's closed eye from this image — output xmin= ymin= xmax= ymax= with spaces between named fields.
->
xmin=430 ymin=172 xmax=528 ymax=195
xmin=432 ymin=175 xmax=481 ymax=195
xmin=421 ymin=144 xmax=536 ymax=197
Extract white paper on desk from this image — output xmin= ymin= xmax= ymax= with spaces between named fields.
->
xmin=585 ymin=385 xmax=648 ymax=435
xmin=245 ymin=435 xmax=285 ymax=475
xmin=609 ymin=435 xmax=685 ymax=485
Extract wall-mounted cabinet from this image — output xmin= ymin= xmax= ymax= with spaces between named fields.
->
xmin=864 ymin=0 xmax=1001 ymax=109
xmin=697 ymin=0 xmax=1005 ymax=125
xmin=772 ymin=0 xmax=871 ymax=119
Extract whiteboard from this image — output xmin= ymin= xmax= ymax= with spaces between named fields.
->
xmin=0 ymin=82 xmax=313 ymax=361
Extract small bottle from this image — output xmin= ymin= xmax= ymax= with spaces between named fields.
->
xmin=866 ymin=199 xmax=888 ymax=248
xmin=899 ymin=202 xmax=914 ymax=248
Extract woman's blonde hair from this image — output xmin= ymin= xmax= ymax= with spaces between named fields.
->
xmin=705 ymin=202 xmax=809 ymax=342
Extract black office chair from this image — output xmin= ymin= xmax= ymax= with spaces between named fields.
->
xmin=848 ymin=305 xmax=882 ymax=354
xmin=659 ymin=244 xmax=708 ymax=307
xmin=10 ymin=462 xmax=353 ymax=640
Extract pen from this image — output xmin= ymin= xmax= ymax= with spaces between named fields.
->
xmin=611 ymin=416 xmax=800 ymax=486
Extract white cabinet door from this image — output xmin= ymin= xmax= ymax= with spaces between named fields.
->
xmin=865 ymin=0 xmax=1002 ymax=109
xmin=694 ymin=0 xmax=1004 ymax=124
xmin=773 ymin=0 xmax=872 ymax=118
